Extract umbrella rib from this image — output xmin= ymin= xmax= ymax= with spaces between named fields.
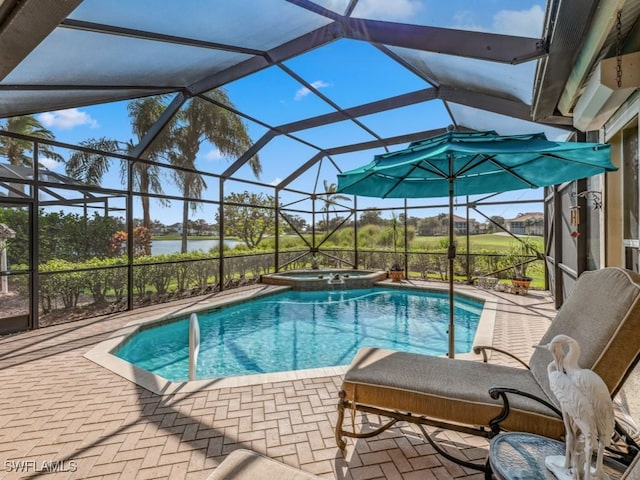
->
xmin=487 ymin=150 xmax=608 ymax=189
xmin=539 ymin=151 xmax=610 ymax=168
xmin=414 ymin=162 xmax=448 ymax=178
xmin=486 ymin=157 xmax=538 ymax=188
xmin=336 ymin=170 xmax=375 ymax=194
xmin=384 ymin=162 xmax=426 ymax=198
xmin=454 ymin=153 xmax=492 ymax=177
xmin=383 ymin=159 xmax=447 ymax=198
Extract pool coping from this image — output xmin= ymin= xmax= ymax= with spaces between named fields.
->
xmin=84 ymin=280 xmax=498 ymax=395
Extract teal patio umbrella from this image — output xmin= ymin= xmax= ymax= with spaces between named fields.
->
xmin=337 ymin=130 xmax=615 ymax=358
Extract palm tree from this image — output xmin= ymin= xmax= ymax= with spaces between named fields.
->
xmin=127 ymin=96 xmax=173 ymax=229
xmin=66 ymin=96 xmax=170 ymax=234
xmin=0 ymin=115 xmax=63 ymax=195
xmin=321 ymin=179 xmax=350 ymax=234
xmin=66 ymin=91 xmax=258 ymax=254
xmin=169 ymin=90 xmax=259 ymax=253
xmin=65 ymin=137 xmax=124 ymax=184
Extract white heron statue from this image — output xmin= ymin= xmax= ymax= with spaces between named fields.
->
xmin=537 ymin=334 xmax=615 ymax=480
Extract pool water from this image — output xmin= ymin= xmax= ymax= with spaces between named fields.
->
xmin=114 ymin=288 xmax=483 ymax=382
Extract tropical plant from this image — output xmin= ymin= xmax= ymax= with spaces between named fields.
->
xmin=65 ymin=96 xmax=171 ymax=240
xmin=62 ymin=92 xmax=260 ymax=255
xmin=321 ymin=180 xmax=350 ymax=235
xmin=37 ymin=210 xmax=123 ymax=263
xmin=390 ymin=212 xmax=402 ymax=271
xmin=127 ymin=96 xmax=174 ymax=229
xmin=0 ymin=115 xmax=63 ymax=195
xmin=0 ymin=206 xmax=28 ymax=266
xmin=506 ymin=236 xmax=538 ymax=279
xmin=488 ymin=215 xmax=506 ymax=233
xmin=108 ymin=226 xmax=152 ymax=258
xmin=218 ymin=191 xmax=274 ymax=248
xmin=358 ymin=208 xmax=383 ymax=226
xmin=168 ymin=92 xmax=259 ymax=253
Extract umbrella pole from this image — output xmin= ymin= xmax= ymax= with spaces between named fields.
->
xmin=448 ymin=178 xmax=455 ymax=359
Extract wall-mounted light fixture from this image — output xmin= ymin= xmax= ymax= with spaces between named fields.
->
xmin=571 ymin=190 xmax=603 ymax=210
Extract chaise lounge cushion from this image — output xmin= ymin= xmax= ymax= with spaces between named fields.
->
xmin=344 ymin=347 xmax=565 ymax=438
xmin=340 ymin=267 xmax=640 ymax=440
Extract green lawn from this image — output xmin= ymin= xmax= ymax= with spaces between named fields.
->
xmin=411 ymin=233 xmax=544 ymax=253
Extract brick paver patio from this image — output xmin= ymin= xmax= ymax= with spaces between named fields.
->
xmin=0 ymin=281 xmax=556 ymax=479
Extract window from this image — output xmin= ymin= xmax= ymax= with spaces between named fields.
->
xmin=621 ymin=118 xmax=639 ymax=271
xmin=623 ymin=119 xmax=639 ymax=243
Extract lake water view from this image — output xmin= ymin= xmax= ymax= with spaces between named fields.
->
xmin=151 ymin=239 xmax=240 ymax=255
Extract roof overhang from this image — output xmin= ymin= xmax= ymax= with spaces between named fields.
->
xmin=533 ymin=0 xmax=640 ymax=131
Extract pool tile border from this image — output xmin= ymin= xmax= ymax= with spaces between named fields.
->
xmin=84 ymin=280 xmax=498 ymax=395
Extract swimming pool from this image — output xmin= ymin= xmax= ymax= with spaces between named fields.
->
xmin=114 ymin=287 xmax=483 ymax=382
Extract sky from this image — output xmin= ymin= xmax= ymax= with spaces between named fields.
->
xmin=26 ymin=0 xmax=554 ymax=226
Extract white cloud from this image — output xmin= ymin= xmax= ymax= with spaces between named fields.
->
xmin=451 ymin=10 xmax=484 ymax=32
xmin=205 ymin=149 xmax=224 ymax=161
xmin=294 ymin=80 xmax=330 ymax=101
xmin=451 ymin=5 xmax=544 ymax=38
xmin=353 ymin=0 xmax=422 ymax=20
xmin=492 ymin=5 xmax=544 ymax=38
xmin=39 ymin=158 xmax=62 ymax=170
xmin=38 ymin=108 xmax=98 ymax=130
xmin=270 ymin=177 xmax=282 ymax=186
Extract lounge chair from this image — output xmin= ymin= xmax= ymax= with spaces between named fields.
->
xmin=335 ymin=267 xmax=640 ymax=472
xmin=624 ymin=453 xmax=640 ymax=480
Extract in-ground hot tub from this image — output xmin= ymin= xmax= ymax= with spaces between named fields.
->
xmin=261 ymin=269 xmax=387 ymax=290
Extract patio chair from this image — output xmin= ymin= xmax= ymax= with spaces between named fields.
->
xmin=335 ymin=267 xmax=640 ymax=473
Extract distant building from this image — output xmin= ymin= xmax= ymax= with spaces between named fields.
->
xmin=168 ymin=223 xmax=183 ymax=234
xmin=451 ymin=214 xmax=480 ymax=235
xmin=506 ymin=212 xmax=544 ymax=236
xmin=417 ymin=214 xmax=480 ymax=236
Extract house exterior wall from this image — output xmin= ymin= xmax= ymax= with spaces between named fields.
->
xmin=546 ymin=89 xmax=639 ymax=307
xmin=602 ymin=92 xmax=640 ymax=271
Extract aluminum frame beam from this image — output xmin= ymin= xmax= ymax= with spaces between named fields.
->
xmin=188 ymin=24 xmax=340 ymax=95
xmin=276 ymin=88 xmax=438 ymax=134
xmin=286 ymin=0 xmax=547 ymax=64
xmin=131 ymin=92 xmax=187 ymax=159
xmin=277 ymin=127 xmax=451 ymax=189
xmin=0 ymin=0 xmax=83 ymax=82
xmin=60 ymin=19 xmax=265 ymax=56
xmin=341 ymin=18 xmax=547 ymax=65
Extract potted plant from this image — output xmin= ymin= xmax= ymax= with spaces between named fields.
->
xmin=506 ymin=237 xmax=537 ymax=292
xmin=389 ymin=261 xmax=404 ymax=282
